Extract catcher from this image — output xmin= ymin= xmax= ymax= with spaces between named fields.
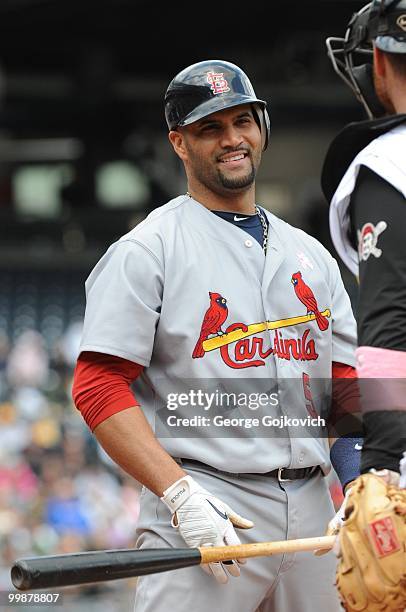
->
xmin=322 ymin=1 xmax=406 ymax=610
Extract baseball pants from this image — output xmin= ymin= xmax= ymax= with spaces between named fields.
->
xmin=133 ymin=461 xmax=341 ymax=612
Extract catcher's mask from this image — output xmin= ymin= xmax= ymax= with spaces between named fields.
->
xmin=326 ymin=0 xmax=406 ymax=118
xmin=164 ymin=59 xmax=271 ymax=151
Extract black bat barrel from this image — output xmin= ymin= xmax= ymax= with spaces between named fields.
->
xmin=11 ymin=548 xmax=202 ymax=590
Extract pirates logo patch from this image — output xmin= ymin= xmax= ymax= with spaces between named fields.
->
xmin=357 ymin=221 xmax=387 ymax=262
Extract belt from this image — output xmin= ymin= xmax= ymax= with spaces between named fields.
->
xmin=265 ymin=466 xmax=319 ymax=482
xmin=175 ymin=458 xmax=320 ymax=483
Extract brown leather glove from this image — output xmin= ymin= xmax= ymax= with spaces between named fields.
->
xmin=336 ymin=473 xmax=406 ymax=611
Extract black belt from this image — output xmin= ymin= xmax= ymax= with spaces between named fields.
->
xmin=265 ymin=466 xmax=319 ymax=482
xmin=175 ymin=459 xmax=320 ymax=482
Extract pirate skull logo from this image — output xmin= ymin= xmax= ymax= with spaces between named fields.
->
xmin=357 ymin=221 xmax=387 ymax=262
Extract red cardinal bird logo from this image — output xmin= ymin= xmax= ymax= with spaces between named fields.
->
xmin=192 ymin=292 xmax=228 ymax=359
xmin=291 ymin=272 xmax=329 ymax=332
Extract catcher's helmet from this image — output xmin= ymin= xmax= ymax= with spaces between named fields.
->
xmin=164 ymin=60 xmax=271 ymax=150
xmin=326 ymin=0 xmax=406 ymax=118
xmin=370 ymin=0 xmax=406 ymax=52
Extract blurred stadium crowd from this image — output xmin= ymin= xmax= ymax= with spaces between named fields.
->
xmin=0 ymin=273 xmax=141 ymax=602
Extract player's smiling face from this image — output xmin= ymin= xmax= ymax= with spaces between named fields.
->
xmin=170 ymin=104 xmax=262 ymax=196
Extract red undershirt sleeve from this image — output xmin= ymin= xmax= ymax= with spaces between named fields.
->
xmin=330 ymin=361 xmax=360 ymax=434
xmin=72 ymin=351 xmax=144 ymax=432
xmin=72 ymin=356 xmax=357 ymax=434
xmin=332 ymin=361 xmax=357 ymax=380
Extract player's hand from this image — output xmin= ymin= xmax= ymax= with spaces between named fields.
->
xmin=314 ymin=483 xmax=354 ymax=556
xmin=400 ymin=451 xmax=406 ymax=488
xmin=161 ymin=474 xmax=254 ymax=583
xmin=315 ymin=469 xmax=401 ymax=558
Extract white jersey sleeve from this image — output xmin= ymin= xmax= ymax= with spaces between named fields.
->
xmin=329 ymin=124 xmax=406 ymax=275
xmin=80 ymin=239 xmax=163 ymax=366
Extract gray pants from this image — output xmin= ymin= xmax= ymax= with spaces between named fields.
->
xmin=133 ymin=462 xmax=341 ymax=612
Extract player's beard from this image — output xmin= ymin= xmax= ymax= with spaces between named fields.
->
xmin=187 ymin=148 xmax=260 ymax=195
xmin=217 ymin=161 xmax=256 ymax=190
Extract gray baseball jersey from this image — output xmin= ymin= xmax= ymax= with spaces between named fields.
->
xmin=80 ymin=195 xmax=356 ymax=473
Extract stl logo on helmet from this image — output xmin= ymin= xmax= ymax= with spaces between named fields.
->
xmin=206 ymin=71 xmax=230 ymax=95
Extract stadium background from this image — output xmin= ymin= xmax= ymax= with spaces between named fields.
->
xmin=0 ymin=1 xmax=365 ymax=609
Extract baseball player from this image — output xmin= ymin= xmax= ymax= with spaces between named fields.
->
xmin=72 ymin=60 xmax=358 ymax=611
xmin=322 ymin=3 xmax=406 ymax=609
xmin=324 ymin=0 xmax=406 ymax=485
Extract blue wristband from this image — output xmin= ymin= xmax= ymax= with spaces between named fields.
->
xmin=330 ymin=436 xmax=363 ymax=491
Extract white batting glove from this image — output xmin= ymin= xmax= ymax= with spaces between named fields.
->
xmin=161 ymin=475 xmax=254 ymax=584
xmin=328 ymin=485 xmax=353 ymax=536
xmin=314 ymin=484 xmax=353 ymax=556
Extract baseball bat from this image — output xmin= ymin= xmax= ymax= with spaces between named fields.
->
xmin=11 ymin=535 xmax=335 ymax=590
xmin=202 ymin=309 xmax=331 ymax=351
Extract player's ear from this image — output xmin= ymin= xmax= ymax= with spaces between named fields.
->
xmin=168 ymin=129 xmax=188 ymax=162
xmin=373 ymin=46 xmax=386 ymax=79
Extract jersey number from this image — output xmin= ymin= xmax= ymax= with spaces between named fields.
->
xmin=302 ymin=373 xmax=318 ymax=418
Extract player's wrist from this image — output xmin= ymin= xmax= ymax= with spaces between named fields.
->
xmin=330 ymin=436 xmax=362 ymax=493
xmin=161 ymin=474 xmax=203 ymax=514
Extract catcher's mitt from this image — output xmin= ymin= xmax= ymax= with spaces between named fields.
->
xmin=336 ymin=473 xmax=406 ymax=611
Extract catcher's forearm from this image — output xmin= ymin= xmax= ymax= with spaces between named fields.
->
xmin=361 ymin=411 xmax=406 ymax=473
xmin=94 ymin=407 xmax=185 ymax=496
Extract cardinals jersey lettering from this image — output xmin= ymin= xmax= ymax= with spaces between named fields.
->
xmin=329 ymin=124 xmax=406 ymax=275
xmin=80 ymin=196 xmax=356 ymax=473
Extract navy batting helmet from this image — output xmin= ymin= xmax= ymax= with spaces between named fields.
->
xmin=164 ymin=60 xmax=271 ymax=150
xmin=326 ymin=0 xmax=406 ymax=118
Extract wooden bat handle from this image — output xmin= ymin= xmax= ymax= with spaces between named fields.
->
xmin=199 ymin=535 xmax=335 ymax=564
